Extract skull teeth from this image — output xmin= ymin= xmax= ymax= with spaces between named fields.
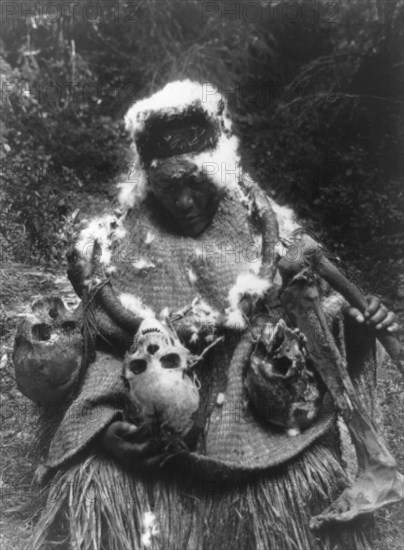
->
xmin=142 ymin=328 xmax=162 ymax=335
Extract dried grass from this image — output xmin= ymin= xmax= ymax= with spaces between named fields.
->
xmin=28 ymin=440 xmax=373 ymax=550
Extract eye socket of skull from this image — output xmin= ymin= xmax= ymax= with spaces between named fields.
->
xmin=273 ymin=356 xmax=293 ymax=376
xmin=32 ymin=323 xmax=52 ymax=342
xmin=160 ymin=353 xmax=181 ymax=369
xmin=129 ymin=358 xmax=148 ymax=375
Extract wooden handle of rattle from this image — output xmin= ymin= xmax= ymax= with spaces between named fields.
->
xmin=315 ymin=256 xmax=404 ymax=368
xmin=287 ymin=232 xmax=404 ymax=373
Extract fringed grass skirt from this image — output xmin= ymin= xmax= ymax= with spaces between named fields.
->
xmin=28 ymin=438 xmax=373 ymax=550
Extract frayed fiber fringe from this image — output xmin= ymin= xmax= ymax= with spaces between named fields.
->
xmin=28 ymin=441 xmax=373 ymax=550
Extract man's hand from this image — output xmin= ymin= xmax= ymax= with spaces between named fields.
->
xmin=345 ymin=295 xmax=399 ymax=333
xmin=102 ymin=421 xmax=167 ymax=471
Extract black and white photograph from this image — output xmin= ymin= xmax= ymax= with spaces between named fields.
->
xmin=0 ymin=1 xmax=403 ymax=548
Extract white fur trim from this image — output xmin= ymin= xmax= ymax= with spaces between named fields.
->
xmin=118 ymin=293 xmax=155 ymax=320
xmin=105 ymin=265 xmax=117 ymax=275
xmin=124 ymin=80 xmax=229 ymax=139
xmin=75 ymin=214 xmax=126 ymax=266
xmin=227 ymin=273 xmax=270 ymax=310
xmin=225 ymin=309 xmax=246 ymax=330
xmin=187 ymin=268 xmax=198 ymax=285
xmin=132 ymin=258 xmax=156 ymax=271
xmin=225 ymin=273 xmax=271 ymax=329
xmin=216 ymin=393 xmax=225 ymax=406
xmin=194 ymin=246 xmax=203 ymax=258
xmin=159 ymin=307 xmax=170 ymax=320
xmin=117 ymin=146 xmax=148 ymax=207
xmin=268 ymin=198 xmax=299 ymax=239
xmin=145 ymin=231 xmax=155 ymax=245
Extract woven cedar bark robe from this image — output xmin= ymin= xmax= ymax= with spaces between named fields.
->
xmin=111 ymin=192 xmax=258 ymax=313
xmin=30 ymin=189 xmax=381 ymax=550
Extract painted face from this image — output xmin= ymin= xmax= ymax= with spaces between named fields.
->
xmin=148 ymin=159 xmax=221 ymax=237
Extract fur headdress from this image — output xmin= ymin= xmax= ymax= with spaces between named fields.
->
xmin=118 ymin=80 xmax=242 ymax=207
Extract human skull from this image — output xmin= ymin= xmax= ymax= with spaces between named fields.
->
xmin=13 ymin=296 xmax=82 ymax=404
xmin=123 ymin=318 xmax=200 ymax=437
xmin=254 ymin=319 xmax=308 ymax=379
xmin=245 ymin=319 xmax=322 ymax=431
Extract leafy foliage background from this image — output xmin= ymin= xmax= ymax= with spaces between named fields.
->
xmin=1 ymin=0 xmax=403 ymax=297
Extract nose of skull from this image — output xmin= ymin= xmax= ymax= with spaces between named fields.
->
xmin=147 ymin=344 xmax=159 ymax=355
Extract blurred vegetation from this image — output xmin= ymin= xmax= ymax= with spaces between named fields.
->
xmin=0 ymin=0 xmax=403 ymax=297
